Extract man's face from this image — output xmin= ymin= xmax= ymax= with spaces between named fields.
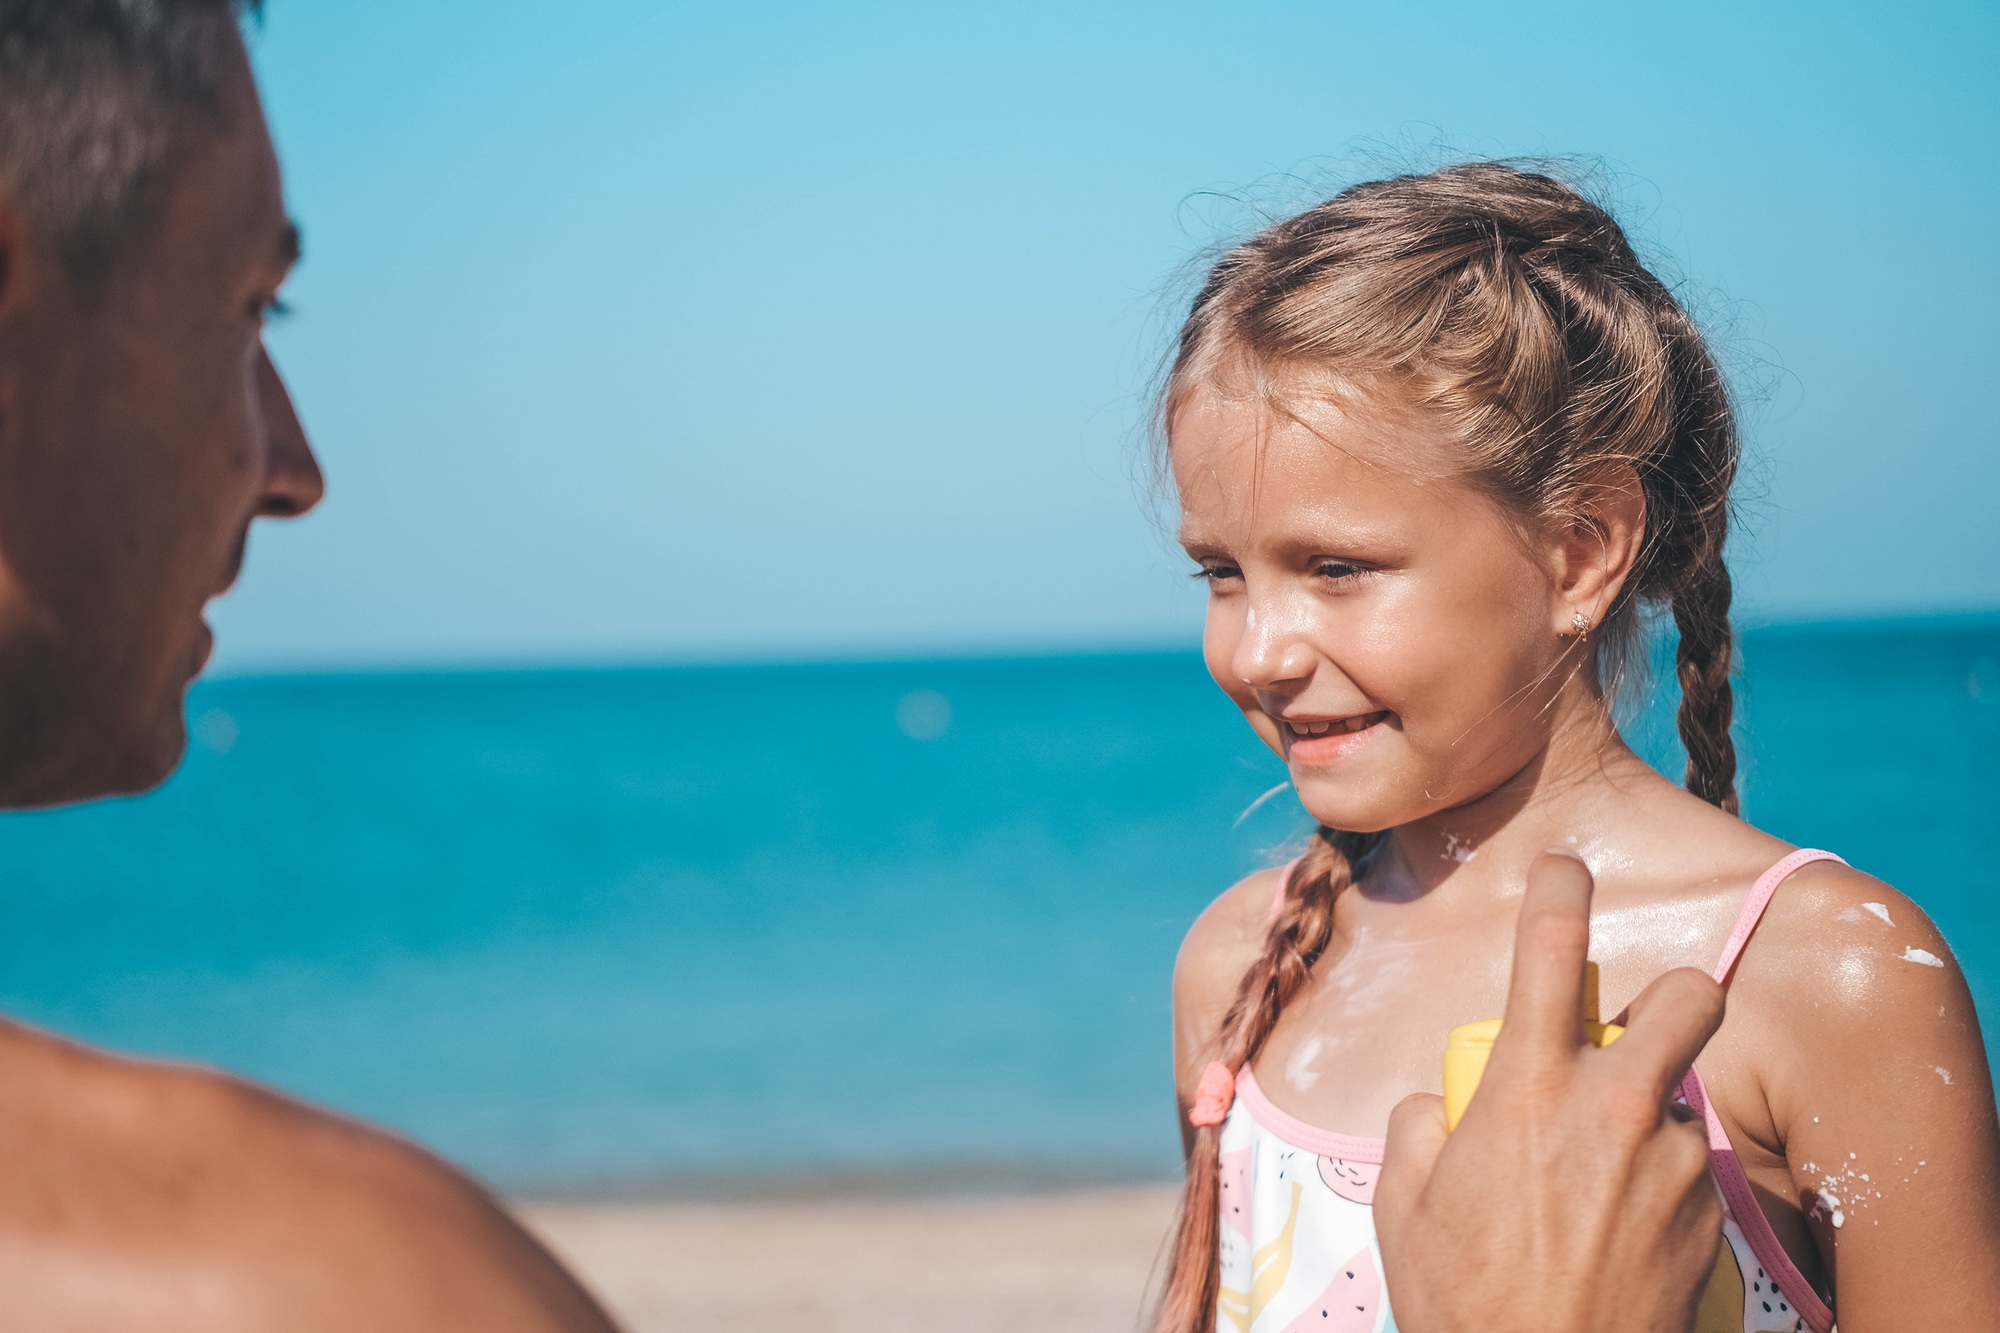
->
xmin=0 ymin=28 xmax=323 ymax=806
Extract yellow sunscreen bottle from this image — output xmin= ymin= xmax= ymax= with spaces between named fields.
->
xmin=1442 ymin=961 xmax=1624 ymax=1130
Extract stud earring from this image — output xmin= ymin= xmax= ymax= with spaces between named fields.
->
xmin=1570 ymin=611 xmax=1592 ymax=636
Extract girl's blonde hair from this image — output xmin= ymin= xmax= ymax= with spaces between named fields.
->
xmin=1153 ymin=161 xmax=1741 ymax=1332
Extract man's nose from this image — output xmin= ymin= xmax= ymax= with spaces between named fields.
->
xmin=255 ymin=345 xmax=324 ymax=519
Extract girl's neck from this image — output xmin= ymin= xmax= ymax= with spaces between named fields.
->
xmin=1368 ymin=697 xmax=1656 ymax=908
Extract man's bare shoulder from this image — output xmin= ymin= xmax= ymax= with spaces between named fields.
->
xmin=0 ymin=1021 xmax=615 ymax=1332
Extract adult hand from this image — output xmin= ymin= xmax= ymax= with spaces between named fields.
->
xmin=1373 ymin=850 xmax=1727 ymax=1333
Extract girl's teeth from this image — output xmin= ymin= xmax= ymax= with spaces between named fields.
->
xmin=1290 ymin=713 xmax=1380 ymax=737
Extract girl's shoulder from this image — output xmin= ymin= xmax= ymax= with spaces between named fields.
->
xmin=1736 ymin=855 xmax=1964 ymax=1020
xmin=1171 ymin=866 xmax=1285 ymax=1077
xmin=1627 ymin=790 xmax=1954 ymax=1010
xmin=1174 ymin=865 xmax=1283 ymax=1003
xmin=1721 ymin=853 xmax=1978 ymax=1139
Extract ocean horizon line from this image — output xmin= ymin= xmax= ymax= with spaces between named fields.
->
xmin=202 ymin=604 xmax=2000 ymax=687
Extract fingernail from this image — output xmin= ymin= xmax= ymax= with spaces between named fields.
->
xmin=1542 ymin=846 xmax=1588 ymax=863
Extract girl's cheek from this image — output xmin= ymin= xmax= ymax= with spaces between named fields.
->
xmin=1201 ymin=598 xmax=1242 ymax=694
xmin=1202 ymin=604 xmax=1285 ymax=755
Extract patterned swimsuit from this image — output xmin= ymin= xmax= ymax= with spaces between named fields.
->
xmin=1212 ymin=848 xmax=1844 ymax=1333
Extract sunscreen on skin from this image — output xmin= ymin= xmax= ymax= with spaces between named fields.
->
xmin=1442 ymin=961 xmax=1624 ymax=1130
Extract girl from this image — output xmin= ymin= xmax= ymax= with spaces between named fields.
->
xmin=1158 ymin=163 xmax=2000 ymax=1333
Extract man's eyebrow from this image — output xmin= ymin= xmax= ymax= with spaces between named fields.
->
xmin=277 ymin=222 xmax=303 ymax=267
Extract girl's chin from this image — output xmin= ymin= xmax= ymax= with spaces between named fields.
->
xmin=1288 ymin=779 xmax=1405 ymax=837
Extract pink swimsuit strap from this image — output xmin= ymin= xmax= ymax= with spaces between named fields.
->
xmin=1684 ymin=846 xmax=1847 ymax=1333
xmin=1706 ymin=846 xmax=1846 ymax=984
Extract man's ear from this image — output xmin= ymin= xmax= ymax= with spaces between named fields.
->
xmin=1551 ymin=466 xmax=1646 ymax=635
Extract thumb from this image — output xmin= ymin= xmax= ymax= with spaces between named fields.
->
xmin=1374 ymin=1092 xmax=1448 ymax=1228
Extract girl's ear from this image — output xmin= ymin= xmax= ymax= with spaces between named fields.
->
xmin=1552 ymin=466 xmax=1646 ymax=634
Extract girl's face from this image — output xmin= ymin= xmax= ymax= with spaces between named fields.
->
xmin=1173 ymin=382 xmax=1588 ymax=834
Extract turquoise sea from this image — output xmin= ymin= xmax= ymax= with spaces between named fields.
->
xmin=0 ymin=615 xmax=1994 ymax=1194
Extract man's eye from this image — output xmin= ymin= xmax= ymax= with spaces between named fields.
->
xmin=251 ymin=295 xmax=293 ymax=323
xmin=1314 ymin=560 xmax=1364 ymax=581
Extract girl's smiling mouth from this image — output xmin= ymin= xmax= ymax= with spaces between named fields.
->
xmin=1279 ymin=709 xmax=1393 ymax=761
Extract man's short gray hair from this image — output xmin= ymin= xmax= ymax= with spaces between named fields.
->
xmin=0 ymin=0 xmax=262 ymax=287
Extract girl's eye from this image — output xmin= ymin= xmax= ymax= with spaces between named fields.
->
xmin=1192 ymin=562 xmax=1242 ymax=585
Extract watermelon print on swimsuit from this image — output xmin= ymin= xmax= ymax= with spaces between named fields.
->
xmin=1214 ymin=1097 xmax=1391 ymax=1333
xmin=1276 ymin=1247 xmax=1383 ymax=1333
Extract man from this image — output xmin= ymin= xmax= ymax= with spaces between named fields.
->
xmin=0 ymin=2 xmax=1729 ymax=1328
xmin=0 ymin=2 xmax=616 ymax=1327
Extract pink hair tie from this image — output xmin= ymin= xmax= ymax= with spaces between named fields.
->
xmin=1188 ymin=1061 xmax=1236 ymax=1127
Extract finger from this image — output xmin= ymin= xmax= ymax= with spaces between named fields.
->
xmin=1656 ymin=1110 xmax=1726 ymax=1229
xmin=1666 ymin=1114 xmax=1726 ymax=1231
xmin=1597 ymin=966 xmax=1726 ymax=1105
xmin=1374 ymin=1093 xmax=1449 ymax=1227
xmin=1490 ymin=850 xmax=1595 ymax=1068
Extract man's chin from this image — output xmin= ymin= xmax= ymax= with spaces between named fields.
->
xmin=6 ymin=713 xmax=185 ymax=809
xmin=87 ymin=659 xmax=202 ymax=804
xmin=0 ymin=627 xmax=199 ymax=810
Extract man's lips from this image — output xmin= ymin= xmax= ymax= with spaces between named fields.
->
xmin=1278 ymin=709 xmax=1392 ymax=760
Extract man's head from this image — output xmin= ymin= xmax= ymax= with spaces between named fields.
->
xmin=0 ymin=0 xmax=321 ymax=807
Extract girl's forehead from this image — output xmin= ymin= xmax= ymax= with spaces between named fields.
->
xmin=1172 ymin=380 xmax=1459 ymax=476
xmin=1170 ymin=385 xmax=1480 ymax=538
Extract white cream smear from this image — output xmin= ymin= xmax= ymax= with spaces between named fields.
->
xmin=1277 ymin=930 xmax=1438 ymax=1110
xmin=1285 ymin=1034 xmax=1326 ymax=1092
xmin=1440 ymin=830 xmax=1476 ymax=864
xmin=1861 ymin=901 xmax=1894 ymax=926
xmin=1935 ymin=1066 xmax=1954 ymax=1085
xmin=1803 ymin=1155 xmax=1884 ymax=1229
xmin=1564 ymin=833 xmax=1635 ymax=874
xmin=1902 ymin=946 xmax=1946 ymax=968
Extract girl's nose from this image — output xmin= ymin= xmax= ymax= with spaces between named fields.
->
xmin=1230 ymin=600 xmax=1315 ymax=690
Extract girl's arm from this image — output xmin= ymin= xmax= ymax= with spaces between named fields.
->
xmin=1754 ymin=870 xmax=2000 ymax=1327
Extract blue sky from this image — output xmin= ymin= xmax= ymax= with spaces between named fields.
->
xmin=218 ymin=0 xmax=2000 ymax=672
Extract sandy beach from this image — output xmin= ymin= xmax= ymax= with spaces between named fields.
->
xmin=517 ymin=1184 xmax=1180 ymax=1333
